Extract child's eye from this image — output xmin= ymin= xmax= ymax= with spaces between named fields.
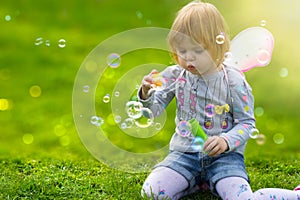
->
xmin=178 ymin=49 xmax=186 ymax=54
xmin=195 ymin=49 xmax=204 ymax=54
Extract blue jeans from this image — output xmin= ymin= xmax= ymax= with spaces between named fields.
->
xmin=154 ymin=151 xmax=249 ymax=195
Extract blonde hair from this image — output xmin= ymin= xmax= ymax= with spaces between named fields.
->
xmin=168 ymin=1 xmax=230 ymax=67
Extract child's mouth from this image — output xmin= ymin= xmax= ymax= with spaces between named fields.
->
xmin=187 ymin=65 xmax=196 ymax=71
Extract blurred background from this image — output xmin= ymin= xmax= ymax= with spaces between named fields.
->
xmin=0 ymin=0 xmax=300 ymax=161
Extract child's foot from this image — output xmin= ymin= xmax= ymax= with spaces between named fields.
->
xmin=294 ymin=184 xmax=300 ymax=191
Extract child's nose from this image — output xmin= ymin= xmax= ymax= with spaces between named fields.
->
xmin=185 ymin=52 xmax=195 ymax=61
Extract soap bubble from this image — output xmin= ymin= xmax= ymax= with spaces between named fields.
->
xmin=191 ymin=137 xmax=205 ymax=151
xmin=279 ymin=68 xmax=288 ymax=78
xmin=45 ymin=40 xmax=50 ymax=47
xmin=58 ymin=39 xmax=66 ymax=48
xmin=154 ymin=123 xmax=162 ymax=130
xmin=35 ymin=37 xmax=43 ymax=46
xmin=83 ymin=85 xmax=89 ymax=93
xmin=103 ymin=94 xmax=110 ymax=103
xmin=273 ymin=133 xmax=284 ymax=144
xmin=114 ymin=91 xmax=120 ymax=97
xmin=136 ymin=10 xmax=143 ymax=19
xmin=205 ymin=104 xmax=215 ymax=117
xmin=254 ymin=107 xmax=264 ymax=117
xmin=124 ymin=118 xmax=135 ymax=129
xmin=107 ymin=53 xmax=121 ymax=68
xmin=216 ymin=34 xmax=225 ymax=45
xmin=249 ymin=128 xmax=259 ymax=139
xmin=176 ymin=121 xmax=191 ymax=137
xmin=134 ymin=108 xmax=154 ymax=128
xmin=114 ymin=115 xmax=122 ymax=123
xmin=260 ymin=20 xmax=267 ymax=27
xmin=126 ymin=101 xmax=143 ymax=119
xmin=256 ymin=134 xmax=266 ymax=145
xmin=90 ymin=116 xmax=104 ymax=127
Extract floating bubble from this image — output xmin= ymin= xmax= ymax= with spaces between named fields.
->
xmin=35 ymin=37 xmax=43 ymax=46
xmin=249 ymin=128 xmax=259 ymax=139
xmin=176 ymin=121 xmax=191 ymax=137
xmin=114 ymin=91 xmax=120 ymax=97
xmin=260 ymin=20 xmax=267 ymax=27
xmin=90 ymin=116 xmax=104 ymax=127
xmin=23 ymin=134 xmax=34 ymax=144
xmin=126 ymin=101 xmax=143 ymax=119
xmin=114 ymin=115 xmax=122 ymax=123
xmin=136 ymin=10 xmax=143 ymax=19
xmin=45 ymin=39 xmax=50 ymax=47
xmin=58 ymin=39 xmax=66 ymax=48
xmin=83 ymin=85 xmax=89 ymax=93
xmin=154 ymin=122 xmax=162 ymax=130
xmin=120 ymin=123 xmax=127 ymax=130
xmin=256 ymin=134 xmax=266 ymax=145
xmin=279 ymin=68 xmax=288 ymax=78
xmin=124 ymin=118 xmax=135 ymax=129
xmin=107 ymin=53 xmax=121 ymax=68
xmin=191 ymin=136 xmax=205 ymax=151
xmin=29 ymin=85 xmax=42 ymax=98
xmin=273 ymin=133 xmax=284 ymax=144
xmin=254 ymin=107 xmax=264 ymax=117
xmin=216 ymin=34 xmax=225 ymax=45
xmin=256 ymin=49 xmax=271 ymax=65
xmin=103 ymin=94 xmax=110 ymax=103
xmin=5 ymin=15 xmax=11 ymax=21
xmin=205 ymin=104 xmax=215 ymax=117
xmin=135 ymin=108 xmax=154 ymax=128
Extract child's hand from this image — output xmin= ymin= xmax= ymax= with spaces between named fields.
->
xmin=141 ymin=70 xmax=159 ymax=100
xmin=203 ymin=136 xmax=228 ymax=157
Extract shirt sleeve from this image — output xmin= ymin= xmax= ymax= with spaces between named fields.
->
xmin=220 ymin=68 xmax=256 ymax=152
xmin=137 ymin=65 xmax=181 ymax=117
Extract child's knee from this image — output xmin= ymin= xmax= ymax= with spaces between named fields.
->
xmin=141 ymin=181 xmax=170 ymax=199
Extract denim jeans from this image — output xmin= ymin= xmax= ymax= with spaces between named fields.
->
xmin=154 ymin=150 xmax=249 ymax=195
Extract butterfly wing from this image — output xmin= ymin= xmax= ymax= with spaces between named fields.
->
xmin=224 ymin=27 xmax=275 ymax=72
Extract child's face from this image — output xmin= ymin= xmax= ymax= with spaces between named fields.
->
xmin=176 ymin=38 xmax=217 ymax=76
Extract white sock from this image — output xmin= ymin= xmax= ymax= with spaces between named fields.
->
xmin=216 ymin=176 xmax=254 ymax=200
xmin=141 ymin=166 xmax=189 ymax=200
xmin=254 ymin=188 xmax=300 ymax=200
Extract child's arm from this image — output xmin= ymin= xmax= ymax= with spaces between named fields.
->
xmin=137 ymin=65 xmax=181 ymax=117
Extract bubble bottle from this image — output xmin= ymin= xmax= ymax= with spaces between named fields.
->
xmin=189 ymin=118 xmax=208 ymax=146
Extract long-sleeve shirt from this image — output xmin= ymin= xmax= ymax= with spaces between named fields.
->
xmin=138 ymin=65 xmax=256 ymax=155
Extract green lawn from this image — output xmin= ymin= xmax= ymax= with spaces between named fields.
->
xmin=0 ymin=0 xmax=300 ymax=199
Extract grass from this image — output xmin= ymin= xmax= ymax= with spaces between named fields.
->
xmin=0 ymin=153 xmax=299 ymax=200
xmin=1 ymin=0 xmax=300 ymax=199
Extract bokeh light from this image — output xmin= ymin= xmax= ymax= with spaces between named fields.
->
xmin=29 ymin=85 xmax=42 ymax=98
